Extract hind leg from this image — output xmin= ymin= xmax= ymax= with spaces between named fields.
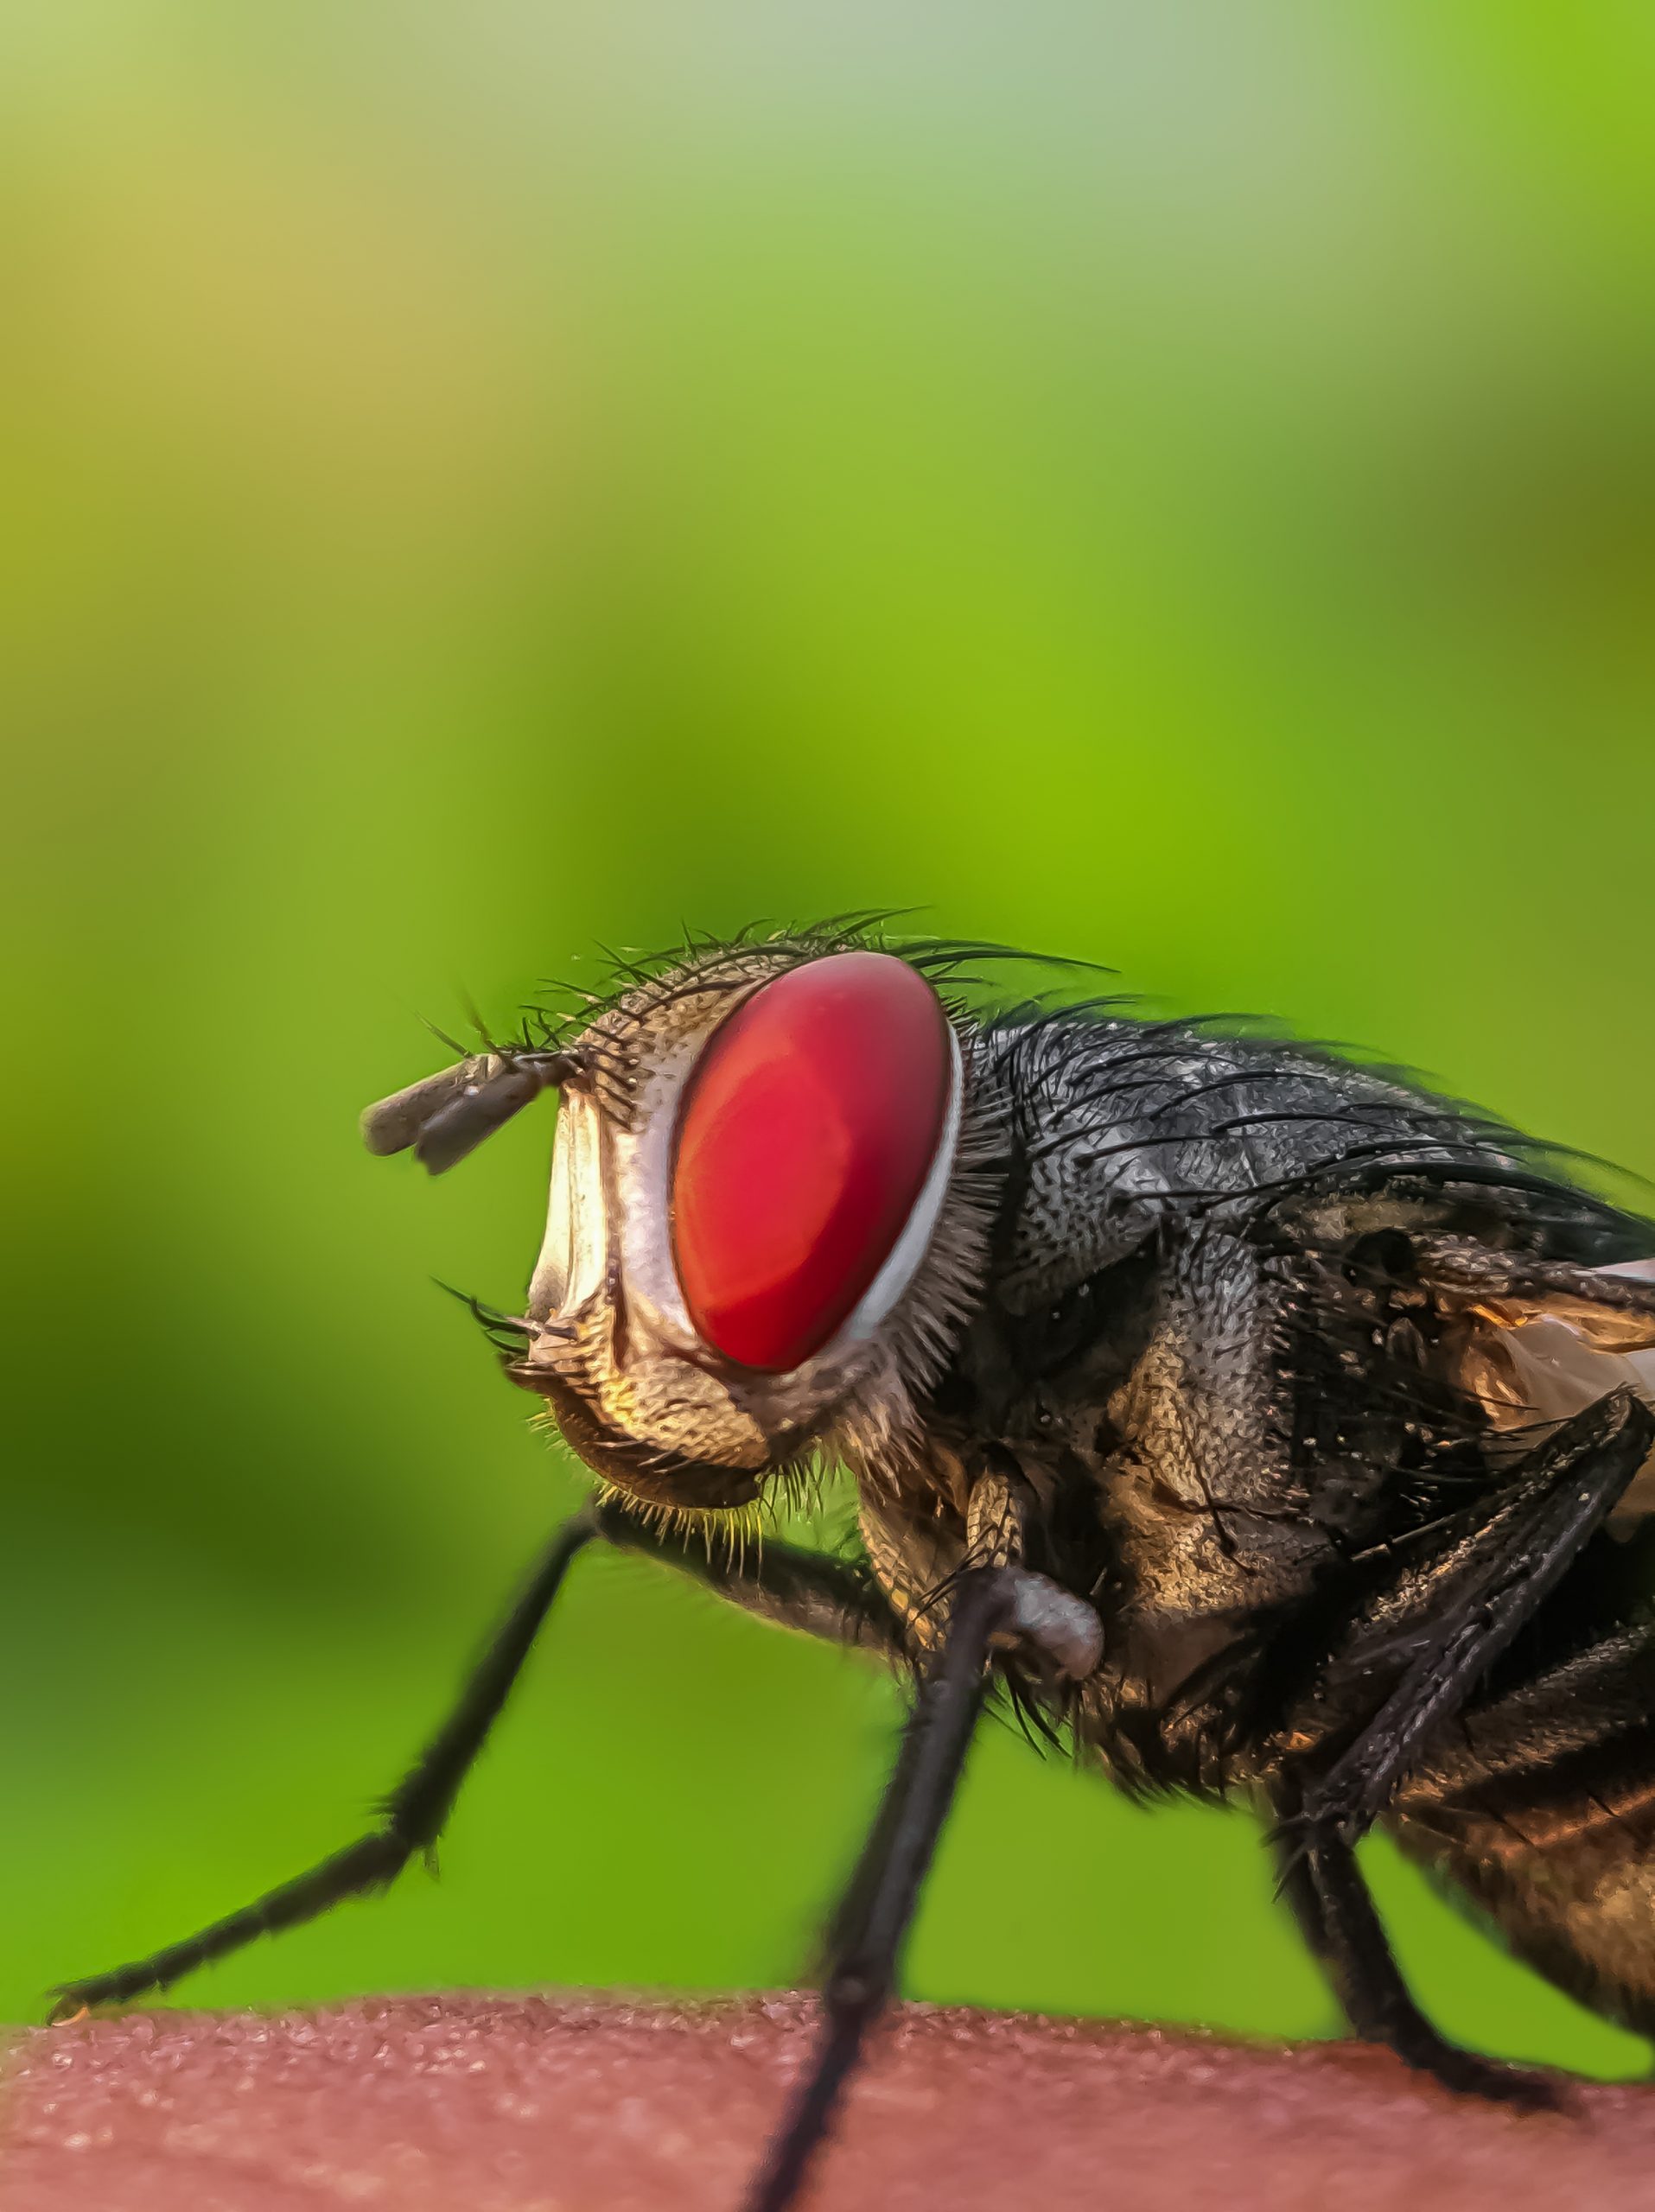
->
xmin=1270 ymin=1778 xmax=1557 ymax=2106
xmin=1270 ymin=1391 xmax=1652 ymax=2101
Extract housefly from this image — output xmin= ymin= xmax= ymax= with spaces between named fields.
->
xmin=53 ymin=922 xmax=1655 ymax=2211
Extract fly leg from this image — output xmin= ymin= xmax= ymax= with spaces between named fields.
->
xmin=51 ymin=1512 xmax=602 ymax=2016
xmin=1269 ymin=1777 xmax=1556 ymax=2107
xmin=50 ymin=1503 xmax=908 ymax=2016
xmin=1300 ymin=1389 xmax=1652 ymax=1849
xmin=593 ymin=1495 xmax=909 ymax=1662
xmin=1277 ymin=1388 xmax=1654 ymax=2102
xmin=743 ymin=1567 xmax=1013 ymax=2212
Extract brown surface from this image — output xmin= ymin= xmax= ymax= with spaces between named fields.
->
xmin=3 ymin=1993 xmax=1653 ymax=2212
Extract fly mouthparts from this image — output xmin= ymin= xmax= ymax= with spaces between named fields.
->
xmin=360 ymin=1050 xmax=582 ymax=1174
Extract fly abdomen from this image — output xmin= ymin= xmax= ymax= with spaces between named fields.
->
xmin=1392 ymin=1620 xmax=1655 ymax=2037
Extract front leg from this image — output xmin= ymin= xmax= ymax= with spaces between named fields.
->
xmin=593 ymin=1494 xmax=909 ymax=1662
xmin=52 ymin=1503 xmax=910 ymax=2015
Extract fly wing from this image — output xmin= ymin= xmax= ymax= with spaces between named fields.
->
xmin=1436 ymin=1255 xmax=1655 ymax=1530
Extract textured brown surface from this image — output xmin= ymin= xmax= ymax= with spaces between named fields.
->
xmin=3 ymin=1993 xmax=1652 ymax=2212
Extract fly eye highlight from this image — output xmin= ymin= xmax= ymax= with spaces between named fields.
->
xmin=668 ymin=950 xmax=955 ymax=1373
xmin=361 ymin=1050 xmax=580 ymax=1174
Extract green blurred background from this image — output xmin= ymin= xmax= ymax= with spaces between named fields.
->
xmin=5 ymin=2 xmax=1655 ymax=2081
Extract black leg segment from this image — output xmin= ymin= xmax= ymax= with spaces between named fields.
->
xmin=1268 ymin=1390 xmax=1654 ymax=2107
xmin=1305 ymin=1824 xmax=1558 ymax=2108
xmin=50 ymin=1502 xmax=911 ymax=2019
xmin=1269 ymin=1783 xmax=1556 ymax=2108
xmin=50 ymin=1510 xmax=602 ymax=2014
xmin=743 ymin=1567 xmax=1011 ymax=2212
xmin=592 ymin=1495 xmax=908 ymax=1663
xmin=1303 ymin=1389 xmax=1653 ymax=1852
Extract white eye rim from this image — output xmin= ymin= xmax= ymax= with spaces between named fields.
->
xmin=631 ymin=1007 xmax=965 ymax=1378
xmin=800 ymin=1020 xmax=964 ymax=1364
xmin=528 ymin=988 xmax=966 ymax=1385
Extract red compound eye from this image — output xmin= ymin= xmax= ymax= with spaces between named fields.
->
xmin=670 ymin=951 xmax=953 ymax=1372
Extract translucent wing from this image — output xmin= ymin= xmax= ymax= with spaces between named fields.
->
xmin=1445 ymin=1257 xmax=1655 ymax=1531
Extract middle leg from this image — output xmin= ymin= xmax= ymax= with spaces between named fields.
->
xmin=744 ymin=1565 xmax=1014 ymax=2212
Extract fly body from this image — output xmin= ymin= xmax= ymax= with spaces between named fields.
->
xmin=55 ymin=922 xmax=1655 ymax=2212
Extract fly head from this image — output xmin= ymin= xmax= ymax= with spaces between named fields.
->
xmin=361 ymin=936 xmax=1003 ymax=1513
